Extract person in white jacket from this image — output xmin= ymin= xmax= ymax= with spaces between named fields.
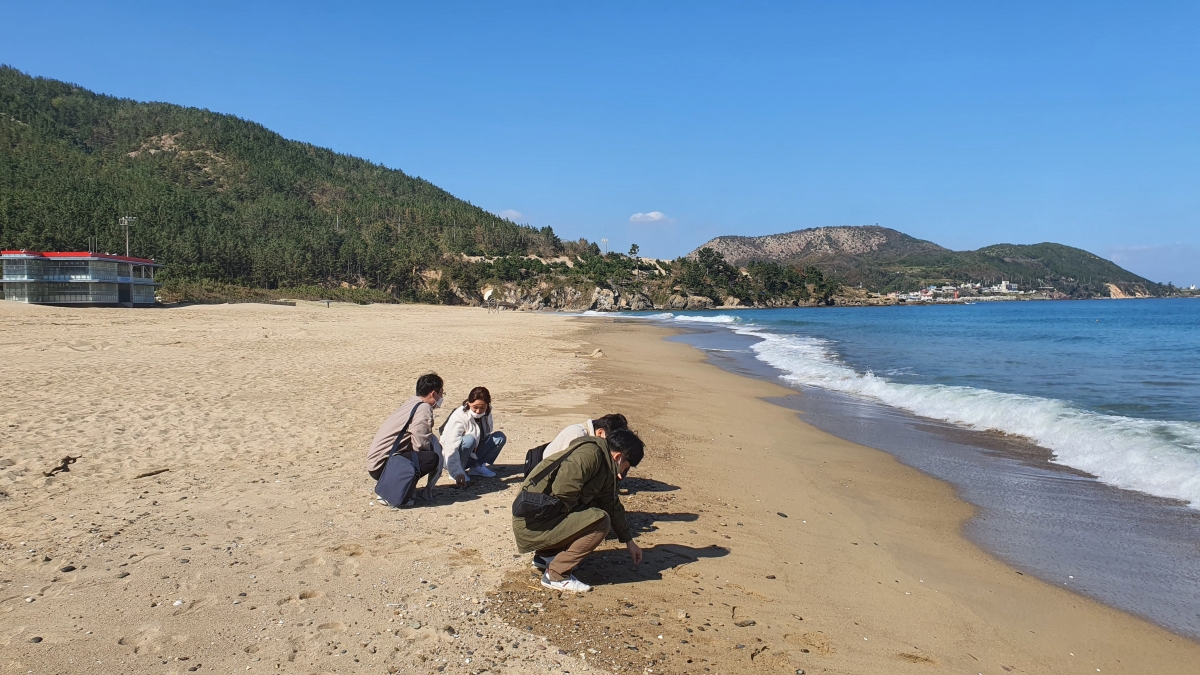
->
xmin=544 ymin=413 xmax=628 ymax=457
xmin=439 ymin=386 xmax=507 ymax=486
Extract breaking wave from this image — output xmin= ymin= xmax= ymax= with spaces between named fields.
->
xmin=626 ymin=312 xmax=742 ymax=324
xmin=737 ymin=325 xmax=1200 ymax=509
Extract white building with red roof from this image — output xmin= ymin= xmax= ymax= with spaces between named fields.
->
xmin=1 ymin=251 xmax=161 ymax=306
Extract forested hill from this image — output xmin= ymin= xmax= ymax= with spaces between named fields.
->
xmin=692 ymin=226 xmax=1163 ymax=297
xmin=0 ymin=65 xmax=573 ymax=296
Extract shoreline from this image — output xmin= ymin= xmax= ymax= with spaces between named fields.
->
xmin=555 ymin=315 xmax=1200 ymax=673
xmin=1 ymin=302 xmax=1197 ymax=675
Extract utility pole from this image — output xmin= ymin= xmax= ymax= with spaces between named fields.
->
xmin=119 ymin=216 xmax=136 ymax=257
xmin=601 ymin=238 xmax=609 ymax=255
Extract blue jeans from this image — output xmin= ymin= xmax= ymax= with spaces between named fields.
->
xmin=461 ymin=431 xmax=506 ymax=469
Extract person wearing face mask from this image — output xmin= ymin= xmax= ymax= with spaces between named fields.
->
xmin=439 ymin=386 xmax=507 ymax=486
xmin=365 ymin=373 xmax=446 ymax=503
xmin=512 ymin=428 xmax=645 ymax=593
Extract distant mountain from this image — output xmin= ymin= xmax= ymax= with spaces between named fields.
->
xmin=692 ymin=225 xmax=945 ymax=267
xmin=691 ymin=226 xmax=1162 ymax=298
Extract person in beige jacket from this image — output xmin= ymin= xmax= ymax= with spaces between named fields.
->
xmin=365 ymin=373 xmax=445 ymax=503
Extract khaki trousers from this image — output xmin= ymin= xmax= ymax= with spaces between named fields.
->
xmin=537 ymin=512 xmax=611 ymax=581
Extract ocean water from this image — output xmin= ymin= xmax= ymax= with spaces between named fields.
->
xmin=652 ymin=299 xmax=1200 ymax=507
xmin=623 ymin=299 xmax=1200 ymax=638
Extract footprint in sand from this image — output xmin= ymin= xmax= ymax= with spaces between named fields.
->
xmin=785 ymin=631 xmax=835 ymax=655
xmin=61 ymin=340 xmax=118 ymax=352
xmin=329 ymin=543 xmax=363 ymax=556
xmin=118 ymin=626 xmax=188 ymax=655
xmin=293 ymin=556 xmax=326 ymax=572
xmin=276 ymin=591 xmax=325 ymax=608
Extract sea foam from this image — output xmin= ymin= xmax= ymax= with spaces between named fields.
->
xmin=737 ymin=325 xmax=1200 ymax=509
xmin=672 ymin=314 xmax=740 ymax=324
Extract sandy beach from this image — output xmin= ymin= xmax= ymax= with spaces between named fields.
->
xmin=2 ymin=302 xmax=1198 ymax=675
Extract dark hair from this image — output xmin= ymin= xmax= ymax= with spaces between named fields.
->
xmin=592 ymin=413 xmax=628 ymax=434
xmin=606 ymin=428 xmax=645 ymax=467
xmin=415 ymin=373 xmax=444 ymax=397
xmin=462 ymin=386 xmax=491 ymax=412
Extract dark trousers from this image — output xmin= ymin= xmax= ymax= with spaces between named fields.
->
xmin=369 ymin=450 xmax=440 ymax=482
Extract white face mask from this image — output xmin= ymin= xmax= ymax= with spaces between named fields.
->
xmin=469 ymin=410 xmax=485 ymax=420
xmin=432 ymin=395 xmax=444 ymax=410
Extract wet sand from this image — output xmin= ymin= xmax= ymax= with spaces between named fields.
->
xmin=1 ymin=302 xmax=1198 ymax=674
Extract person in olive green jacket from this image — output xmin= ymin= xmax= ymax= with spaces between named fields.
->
xmin=511 ymin=429 xmax=645 ymax=592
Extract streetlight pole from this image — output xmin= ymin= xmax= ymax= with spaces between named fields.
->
xmin=119 ymin=216 xmax=137 ymax=257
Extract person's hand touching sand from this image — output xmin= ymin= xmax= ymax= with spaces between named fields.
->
xmin=627 ymin=540 xmax=643 ymax=565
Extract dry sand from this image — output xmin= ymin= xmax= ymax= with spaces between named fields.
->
xmin=1 ymin=301 xmax=1197 ymax=675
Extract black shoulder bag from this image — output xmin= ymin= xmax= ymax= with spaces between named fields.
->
xmin=511 ymin=448 xmax=578 ymax=521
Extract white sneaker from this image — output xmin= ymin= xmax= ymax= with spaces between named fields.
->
xmin=540 ymin=572 xmax=592 ymax=593
xmin=468 ymin=464 xmax=497 ymax=478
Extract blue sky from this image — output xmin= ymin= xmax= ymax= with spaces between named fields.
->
xmin=3 ymin=1 xmax=1198 ymax=285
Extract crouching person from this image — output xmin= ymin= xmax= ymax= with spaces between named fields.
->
xmin=544 ymin=413 xmax=628 ymax=455
xmin=511 ymin=429 xmax=645 ymax=592
xmin=365 ymin=373 xmax=445 ymax=504
xmin=440 ymin=386 xmax=507 ymax=485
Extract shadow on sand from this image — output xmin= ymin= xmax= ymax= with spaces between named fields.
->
xmin=577 ymin=543 xmax=730 ymax=585
xmin=620 ymin=477 xmax=680 ymax=494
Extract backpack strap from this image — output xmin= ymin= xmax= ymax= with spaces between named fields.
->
xmin=527 ymin=442 xmax=585 ymax=488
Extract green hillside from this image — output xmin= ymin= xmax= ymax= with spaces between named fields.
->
xmin=0 ymin=65 xmax=574 ymax=298
xmin=824 ymin=242 xmax=1161 ymax=296
xmin=693 ymin=226 xmax=1163 ymax=298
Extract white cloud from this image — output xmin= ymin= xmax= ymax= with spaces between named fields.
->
xmin=629 ymin=211 xmax=673 ymax=224
xmin=497 ymin=209 xmax=524 ymax=222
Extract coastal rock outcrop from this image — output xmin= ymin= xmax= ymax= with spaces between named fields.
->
xmin=626 ymin=292 xmax=654 ymax=311
xmin=591 ymin=288 xmax=617 ymax=311
xmin=450 ymin=285 xmax=483 ymax=306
